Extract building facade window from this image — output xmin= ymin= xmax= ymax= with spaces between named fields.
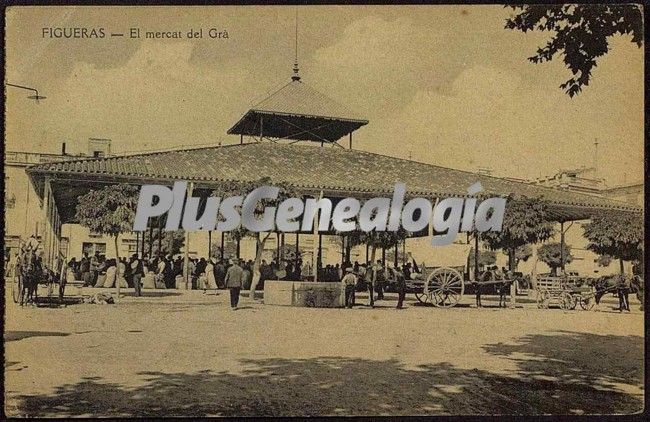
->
xmin=82 ymin=242 xmax=107 ymax=256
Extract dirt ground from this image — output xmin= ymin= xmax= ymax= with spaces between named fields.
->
xmin=3 ymin=285 xmax=644 ymax=417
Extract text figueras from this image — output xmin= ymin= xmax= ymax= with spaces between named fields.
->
xmin=133 ymin=182 xmax=505 ymax=247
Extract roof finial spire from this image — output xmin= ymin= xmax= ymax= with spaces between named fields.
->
xmin=292 ymin=8 xmax=301 ymax=82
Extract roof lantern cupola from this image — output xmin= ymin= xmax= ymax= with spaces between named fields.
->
xmin=227 ymin=10 xmax=368 ymax=148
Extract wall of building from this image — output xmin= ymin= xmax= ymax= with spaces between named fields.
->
xmin=602 ymin=184 xmax=644 ymax=208
xmin=4 ymin=160 xmax=46 ymax=256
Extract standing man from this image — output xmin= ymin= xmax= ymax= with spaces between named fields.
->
xmin=618 ymin=274 xmax=631 ymax=312
xmin=224 ymin=258 xmax=244 ymax=310
xmin=80 ymin=252 xmax=91 ymax=286
xmin=90 ymin=251 xmax=100 ymax=287
xmin=396 ymin=267 xmax=406 ymax=309
xmin=364 ymin=263 xmax=375 ymax=308
xmin=163 ymin=255 xmax=175 ymax=289
xmin=130 ymin=254 xmax=144 ymax=297
xmin=375 ymin=260 xmax=385 ymax=300
xmin=341 ymin=267 xmax=357 ymax=309
xmin=214 ymin=258 xmax=226 ymax=289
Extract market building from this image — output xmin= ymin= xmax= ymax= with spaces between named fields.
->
xmin=22 ymin=68 xmax=642 ymax=283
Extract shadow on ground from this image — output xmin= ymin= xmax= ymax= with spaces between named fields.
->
xmin=119 ymin=290 xmax=184 ymax=298
xmin=7 ymin=331 xmax=643 ymax=417
xmin=5 ymin=331 xmax=71 ymax=342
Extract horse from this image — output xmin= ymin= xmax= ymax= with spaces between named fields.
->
xmin=18 ymin=249 xmax=41 ymax=306
xmin=475 ymin=270 xmax=493 ymax=308
xmin=631 ymin=275 xmax=644 ymax=310
xmin=476 ymin=268 xmax=512 ymax=308
xmin=593 ymin=274 xmax=643 ymax=311
xmin=496 ymin=278 xmax=514 ymax=308
xmin=593 ymin=275 xmax=625 ymax=305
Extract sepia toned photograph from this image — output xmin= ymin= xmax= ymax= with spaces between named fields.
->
xmin=3 ymin=3 xmax=645 ymax=417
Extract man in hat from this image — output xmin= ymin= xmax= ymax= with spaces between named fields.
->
xmin=341 ymin=267 xmax=357 ymax=309
xmin=224 ymin=258 xmax=245 ymax=310
xmin=129 ymin=253 xmax=144 ymax=297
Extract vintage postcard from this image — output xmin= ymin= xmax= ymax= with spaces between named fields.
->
xmin=3 ymin=3 xmax=645 ymax=417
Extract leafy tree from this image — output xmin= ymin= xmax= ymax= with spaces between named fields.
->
xmin=354 ymin=228 xmax=409 ymax=286
xmin=481 ymin=196 xmax=555 ymax=272
xmin=514 ymin=244 xmax=532 ymax=267
xmin=75 ymin=184 xmax=139 ymax=297
xmin=468 ymin=248 xmax=497 ymax=268
xmin=143 ymin=229 xmax=184 ymax=258
xmin=273 ymin=243 xmax=301 ymax=262
xmin=505 ymin=4 xmax=643 ymax=96
xmin=538 ymin=242 xmax=573 ymax=276
xmin=583 ymin=213 xmax=643 ymax=274
xmin=596 ymin=254 xmax=612 ymax=268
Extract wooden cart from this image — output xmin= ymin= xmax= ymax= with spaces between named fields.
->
xmin=535 ymin=275 xmax=595 ymax=310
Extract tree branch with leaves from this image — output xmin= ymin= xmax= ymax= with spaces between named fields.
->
xmin=505 ymin=4 xmax=643 ymax=96
xmin=583 ymin=212 xmax=643 ymax=274
xmin=75 ymin=183 xmax=140 ymax=298
xmin=480 ymin=196 xmax=555 ymax=272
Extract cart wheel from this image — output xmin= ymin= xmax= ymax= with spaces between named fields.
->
xmin=414 ymin=292 xmax=429 ymax=304
xmin=560 ymin=292 xmax=575 ymax=310
xmin=12 ymin=275 xmax=23 ymax=304
xmin=425 ymin=267 xmax=464 ymax=308
xmin=580 ymin=295 xmax=595 ymax=310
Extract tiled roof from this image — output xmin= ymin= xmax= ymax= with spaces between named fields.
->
xmin=227 ymin=80 xmax=368 ymax=142
xmin=27 ymin=142 xmax=640 ymax=215
xmin=252 ymin=80 xmax=367 ymax=122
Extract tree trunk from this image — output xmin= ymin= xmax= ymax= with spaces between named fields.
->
xmin=249 ymin=232 xmax=272 ymax=300
xmin=114 ymin=235 xmax=120 ymax=301
xmin=619 ymin=258 xmax=625 ymax=275
xmin=370 ymin=244 xmax=377 ymax=285
xmin=509 ymin=247 xmax=516 ymax=307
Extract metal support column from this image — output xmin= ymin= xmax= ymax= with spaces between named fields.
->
xmin=560 ymin=221 xmax=564 ymax=273
xmin=474 ymin=233 xmax=479 ymax=281
xmin=41 ymin=177 xmax=53 ymax=267
xmin=221 ymin=232 xmax=225 ymax=259
xmin=295 ymin=233 xmax=300 ymax=266
xmin=157 ymin=217 xmax=162 ymax=257
xmin=394 ymin=242 xmax=398 ymax=268
xmin=183 ymin=182 xmax=194 ymax=289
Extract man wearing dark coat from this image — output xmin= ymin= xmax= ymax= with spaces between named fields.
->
xmin=224 ymin=258 xmax=245 ymax=309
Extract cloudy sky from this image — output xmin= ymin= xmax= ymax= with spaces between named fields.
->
xmin=5 ymin=5 xmax=644 ymax=186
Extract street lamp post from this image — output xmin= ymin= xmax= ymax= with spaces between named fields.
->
xmin=6 ymin=83 xmax=46 ymax=102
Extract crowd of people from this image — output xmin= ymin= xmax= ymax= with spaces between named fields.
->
xmin=333 ymin=260 xmax=413 ymax=309
xmin=62 ymin=250 xmax=413 ymax=307
xmin=65 ymin=252 xmax=315 ymax=295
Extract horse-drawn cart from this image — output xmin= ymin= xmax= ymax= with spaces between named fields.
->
xmin=390 ymin=240 xmax=527 ymax=308
xmin=406 ymin=266 xmax=465 ymax=307
xmin=395 ymin=241 xmax=469 ymax=308
xmin=535 ymin=275 xmax=595 ymax=310
xmin=10 ymin=252 xmax=60 ymax=306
